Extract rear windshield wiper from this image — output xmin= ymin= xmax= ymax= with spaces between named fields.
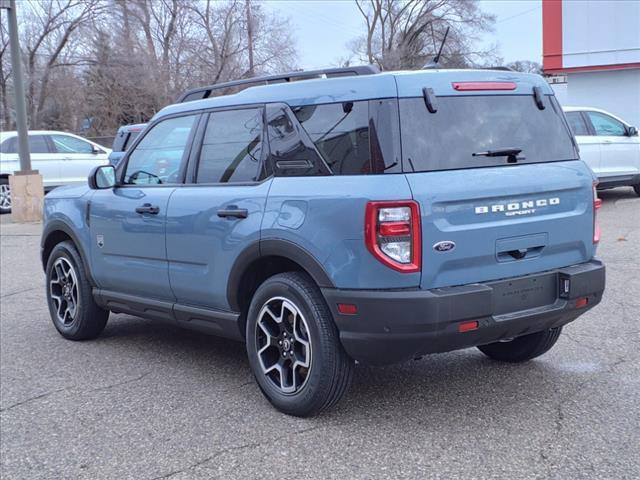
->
xmin=472 ymin=148 xmax=523 ymax=163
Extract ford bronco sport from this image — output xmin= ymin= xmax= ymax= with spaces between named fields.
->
xmin=41 ymin=66 xmax=606 ymax=417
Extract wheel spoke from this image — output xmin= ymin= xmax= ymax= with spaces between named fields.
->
xmin=255 ymin=296 xmax=312 ymax=395
xmin=48 ymin=258 xmax=79 ymax=326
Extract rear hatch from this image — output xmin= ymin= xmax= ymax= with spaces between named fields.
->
xmin=397 ymin=79 xmax=597 ymax=289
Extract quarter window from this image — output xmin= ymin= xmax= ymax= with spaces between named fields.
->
xmin=565 ymin=112 xmax=589 ymax=136
xmin=0 ymin=137 xmax=16 ymax=154
xmin=586 ymin=112 xmax=626 ymax=136
xmin=124 ymin=114 xmax=197 ymax=185
xmin=293 ymin=101 xmax=370 ymax=175
xmin=197 ymin=108 xmax=263 ymax=183
xmin=265 ymin=104 xmax=330 ymax=177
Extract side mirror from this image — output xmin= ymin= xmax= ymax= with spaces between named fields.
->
xmin=89 ymin=165 xmax=116 ymax=189
xmin=91 ymin=145 xmax=103 ymax=154
xmin=627 ymin=126 xmax=638 ymax=137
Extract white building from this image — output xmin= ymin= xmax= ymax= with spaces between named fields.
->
xmin=543 ymin=0 xmax=640 ymax=127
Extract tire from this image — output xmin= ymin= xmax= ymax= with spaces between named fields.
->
xmin=246 ymin=272 xmax=353 ymax=417
xmin=477 ymin=327 xmax=562 ymax=363
xmin=45 ymin=240 xmax=109 ymax=340
xmin=0 ymin=177 xmax=10 ymax=214
xmin=634 ymin=184 xmax=640 ymax=196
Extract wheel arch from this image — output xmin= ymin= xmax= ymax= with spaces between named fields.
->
xmin=228 ymin=240 xmax=335 ymax=337
xmin=41 ymin=220 xmax=96 ymax=286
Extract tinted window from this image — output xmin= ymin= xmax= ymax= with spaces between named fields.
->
xmin=123 ymin=131 xmax=141 ymax=150
xmin=265 ymin=104 xmax=330 ymax=177
xmin=587 ymin=111 xmax=626 ymax=136
xmin=293 ymin=101 xmax=370 ymax=175
xmin=0 ymin=137 xmax=16 ymax=154
xmin=197 ymin=108 xmax=263 ymax=183
xmin=400 ymin=95 xmax=577 ymax=171
xmin=51 ymin=134 xmax=95 ymax=154
xmin=0 ymin=135 xmax=50 ymax=154
xmin=124 ymin=114 xmax=197 ymax=185
xmin=566 ymin=112 xmax=590 ymax=136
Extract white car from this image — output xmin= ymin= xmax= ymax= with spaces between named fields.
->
xmin=0 ymin=130 xmax=111 ymax=213
xmin=563 ymin=107 xmax=640 ymax=196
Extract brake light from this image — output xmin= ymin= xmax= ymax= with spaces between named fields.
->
xmin=593 ymin=181 xmax=602 ymax=244
xmin=365 ymin=201 xmax=421 ymax=273
xmin=452 ymin=81 xmax=516 ymax=91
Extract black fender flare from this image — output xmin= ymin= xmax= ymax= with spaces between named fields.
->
xmin=41 ymin=219 xmax=97 ymax=286
xmin=226 ymin=239 xmax=335 ymax=312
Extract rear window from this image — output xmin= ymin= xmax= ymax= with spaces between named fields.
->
xmin=400 ymin=95 xmax=578 ymax=172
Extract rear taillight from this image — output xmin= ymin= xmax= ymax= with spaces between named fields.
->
xmin=593 ymin=181 xmax=602 ymax=244
xmin=365 ymin=201 xmax=421 ymax=273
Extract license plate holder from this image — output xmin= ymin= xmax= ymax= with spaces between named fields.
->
xmin=490 ymin=273 xmax=557 ymax=315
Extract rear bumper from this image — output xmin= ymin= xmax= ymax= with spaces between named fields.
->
xmin=322 ymin=260 xmax=605 ymax=365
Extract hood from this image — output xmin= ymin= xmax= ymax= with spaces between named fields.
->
xmin=45 ymin=184 xmax=91 ymax=199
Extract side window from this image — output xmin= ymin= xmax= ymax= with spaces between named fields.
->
xmin=124 ymin=114 xmax=197 ymax=185
xmin=565 ymin=112 xmax=590 ymax=136
xmin=293 ymin=101 xmax=370 ymax=175
xmin=265 ymin=104 xmax=330 ymax=177
xmin=0 ymin=137 xmax=17 ymax=154
xmin=124 ymin=131 xmax=142 ymax=150
xmin=196 ymin=108 xmax=263 ymax=183
xmin=50 ymin=135 xmax=95 ymax=154
xmin=28 ymin=135 xmax=50 ymax=154
xmin=587 ymin=112 xmax=626 ymax=136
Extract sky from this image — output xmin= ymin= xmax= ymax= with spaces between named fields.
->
xmin=264 ymin=0 xmax=542 ymax=70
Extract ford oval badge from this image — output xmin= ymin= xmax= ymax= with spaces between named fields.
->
xmin=433 ymin=240 xmax=456 ymax=253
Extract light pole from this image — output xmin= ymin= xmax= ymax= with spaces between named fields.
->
xmin=1 ymin=0 xmax=43 ymax=222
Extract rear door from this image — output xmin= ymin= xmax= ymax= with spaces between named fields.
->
xmin=565 ymin=111 xmax=601 ymax=175
xmin=399 ymin=92 xmax=596 ymax=290
xmin=166 ymin=106 xmax=270 ymax=312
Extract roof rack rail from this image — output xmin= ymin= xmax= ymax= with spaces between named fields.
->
xmin=176 ymin=65 xmax=380 ymax=103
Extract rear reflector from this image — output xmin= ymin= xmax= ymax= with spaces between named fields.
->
xmin=593 ymin=181 xmax=602 ymax=244
xmin=337 ymin=303 xmax=358 ymax=315
xmin=575 ymin=297 xmax=589 ymax=309
xmin=452 ymin=81 xmax=517 ymax=91
xmin=458 ymin=320 xmax=479 ymax=333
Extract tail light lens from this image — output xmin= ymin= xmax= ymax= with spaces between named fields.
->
xmin=593 ymin=181 xmax=602 ymax=244
xmin=365 ymin=201 xmax=421 ymax=273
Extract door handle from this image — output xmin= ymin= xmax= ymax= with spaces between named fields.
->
xmin=135 ymin=203 xmax=160 ymax=215
xmin=217 ymin=206 xmax=248 ymax=219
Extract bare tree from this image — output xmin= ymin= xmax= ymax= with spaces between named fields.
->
xmin=506 ymin=60 xmax=542 ymax=74
xmin=19 ymin=0 xmax=102 ymax=128
xmin=351 ymin=0 xmax=496 ymax=70
xmin=2 ymin=0 xmax=297 ymax=135
xmin=0 ymin=18 xmax=12 ymax=129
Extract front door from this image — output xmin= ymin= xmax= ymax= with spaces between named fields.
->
xmin=49 ymin=134 xmax=108 ymax=184
xmin=89 ymin=113 xmax=200 ymax=301
xmin=585 ymin=111 xmax=638 ymax=177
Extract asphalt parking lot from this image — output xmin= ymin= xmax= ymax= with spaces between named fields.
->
xmin=1 ymin=188 xmax=639 ymax=480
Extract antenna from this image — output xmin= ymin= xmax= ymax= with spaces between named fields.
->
xmin=423 ymin=26 xmax=450 ymax=69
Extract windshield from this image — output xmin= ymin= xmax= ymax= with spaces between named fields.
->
xmin=400 ymin=94 xmax=578 ymax=172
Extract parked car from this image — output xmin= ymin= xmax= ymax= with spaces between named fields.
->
xmin=41 ymin=67 xmax=605 ymax=417
xmin=0 ymin=130 xmax=111 ymax=213
xmin=108 ymin=123 xmax=146 ymax=167
xmin=563 ymin=107 xmax=640 ymax=195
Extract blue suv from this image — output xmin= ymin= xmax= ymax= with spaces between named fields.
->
xmin=41 ymin=66 xmax=606 ymax=416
